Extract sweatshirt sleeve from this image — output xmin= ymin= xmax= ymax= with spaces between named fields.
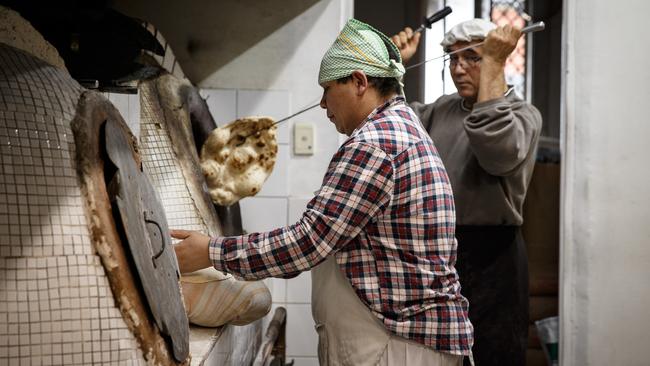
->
xmin=207 ymin=142 xmax=394 ymax=280
xmin=409 ymin=100 xmax=436 ymax=131
xmin=464 ymin=96 xmax=542 ymax=176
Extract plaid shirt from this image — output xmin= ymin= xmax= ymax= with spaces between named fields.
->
xmin=210 ymin=96 xmax=473 ymax=354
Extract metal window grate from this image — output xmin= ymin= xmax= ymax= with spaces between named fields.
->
xmin=490 ymin=0 xmax=528 ymax=98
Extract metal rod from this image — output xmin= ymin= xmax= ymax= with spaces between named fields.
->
xmin=272 ymin=102 xmax=321 ymax=126
xmin=406 ymin=21 xmax=545 ymax=71
xmin=234 ymin=102 xmax=321 ymax=146
xmin=413 ymin=6 xmax=453 ymax=34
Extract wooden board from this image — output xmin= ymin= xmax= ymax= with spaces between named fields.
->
xmin=105 ymin=117 xmax=189 ymax=361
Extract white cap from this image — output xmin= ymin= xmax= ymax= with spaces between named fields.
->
xmin=440 ymin=19 xmax=496 ymax=50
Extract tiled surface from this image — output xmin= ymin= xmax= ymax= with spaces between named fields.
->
xmin=238 ymin=197 xmax=288 ymax=234
xmin=286 ymin=272 xmax=311 ymax=304
xmin=288 ymin=197 xmax=311 ymax=224
xmin=108 ymin=92 xmax=129 ymax=120
xmin=289 ymin=357 xmax=320 ymax=366
xmin=126 ymin=94 xmax=140 ymax=139
xmin=262 ymin=303 xmax=286 ymax=331
xmin=200 ymin=89 xmax=237 ymax=127
xmin=200 ymin=88 xmax=292 ymax=144
xmin=264 ymin=278 xmax=287 ymax=303
xmin=105 ymin=93 xmax=140 ymax=139
xmin=288 ymin=107 xmax=343 ymax=196
xmin=258 ymin=144 xmax=290 ymax=197
xmin=0 ymin=44 xmax=145 ymax=364
xmin=237 ymin=90 xmax=290 ymax=144
xmin=285 ymin=304 xmax=318 ymax=358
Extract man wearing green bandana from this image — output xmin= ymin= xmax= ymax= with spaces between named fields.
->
xmin=172 ymin=18 xmax=472 ymax=365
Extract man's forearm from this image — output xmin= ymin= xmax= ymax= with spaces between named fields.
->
xmin=477 ymin=58 xmax=508 ymax=104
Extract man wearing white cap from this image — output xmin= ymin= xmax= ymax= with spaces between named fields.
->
xmin=393 ymin=19 xmax=542 ymax=365
xmin=173 ymin=18 xmax=472 ymax=365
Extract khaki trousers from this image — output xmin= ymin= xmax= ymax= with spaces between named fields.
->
xmin=311 ymin=257 xmax=462 ymax=366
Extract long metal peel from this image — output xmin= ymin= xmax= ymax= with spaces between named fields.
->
xmin=228 ymin=22 xmax=545 ymax=147
xmin=233 ymin=102 xmax=321 ymax=146
xmin=406 ymin=21 xmax=546 ymax=70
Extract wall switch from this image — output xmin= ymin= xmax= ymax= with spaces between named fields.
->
xmin=293 ymin=122 xmax=314 ymax=155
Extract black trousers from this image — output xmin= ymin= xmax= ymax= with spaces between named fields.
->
xmin=456 ymin=226 xmax=529 ymax=366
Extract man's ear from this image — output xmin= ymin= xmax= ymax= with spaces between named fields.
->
xmin=350 ymin=70 xmax=369 ymax=96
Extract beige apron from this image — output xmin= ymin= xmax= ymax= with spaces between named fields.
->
xmin=311 ymin=257 xmax=463 ymax=366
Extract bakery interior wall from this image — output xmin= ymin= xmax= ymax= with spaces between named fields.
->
xmin=560 ymin=0 xmax=650 ymax=364
xmin=111 ymin=1 xmax=352 ymax=365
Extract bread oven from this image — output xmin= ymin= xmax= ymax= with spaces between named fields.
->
xmin=0 ymin=42 xmax=167 ymax=364
xmin=137 ymin=72 xmax=272 ymax=331
xmin=1 ymin=5 xmax=271 ymax=365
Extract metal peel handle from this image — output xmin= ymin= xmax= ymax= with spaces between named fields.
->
xmin=522 ymin=21 xmax=545 ymax=34
xmin=414 ymin=6 xmax=453 ymax=33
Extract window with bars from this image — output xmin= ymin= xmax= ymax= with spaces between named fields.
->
xmin=488 ymin=0 xmax=530 ymax=98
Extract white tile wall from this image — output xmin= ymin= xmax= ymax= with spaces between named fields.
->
xmin=289 ymin=357 xmax=320 ymax=366
xmin=286 ymin=272 xmax=311 ymax=304
xmin=286 ymin=198 xmax=314 ymax=306
xmin=104 ymin=92 xmax=140 ymax=139
xmin=238 ymin=197 xmax=287 ymax=234
xmin=108 ymin=92 xmax=129 ymax=117
xmin=264 ymin=277 xmax=287 ymax=303
xmin=127 ymin=94 xmax=140 ymax=139
xmin=258 ymin=144 xmax=289 ymax=197
xmin=288 ymin=197 xmax=311 ymax=224
xmin=288 ymin=108 xmax=344 ymax=196
xmin=200 ymin=89 xmax=237 ymax=126
xmin=285 ymin=304 xmax=318 ymax=358
xmin=237 ymin=90 xmax=290 ymax=144
xmin=262 ymin=303 xmax=286 ymax=331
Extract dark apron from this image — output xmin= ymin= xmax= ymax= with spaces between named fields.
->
xmin=456 ymin=226 xmax=529 ymax=366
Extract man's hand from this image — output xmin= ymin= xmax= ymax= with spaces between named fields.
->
xmin=391 ymin=27 xmax=421 ymax=65
xmin=481 ymin=25 xmax=522 ymax=65
xmin=170 ymin=229 xmax=213 ymax=274
xmin=477 ymin=25 xmax=522 ymax=104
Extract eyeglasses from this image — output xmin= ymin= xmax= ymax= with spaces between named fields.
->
xmin=445 ymin=54 xmax=482 ymax=69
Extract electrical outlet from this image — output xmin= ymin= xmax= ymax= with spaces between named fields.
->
xmin=293 ymin=123 xmax=314 ymax=155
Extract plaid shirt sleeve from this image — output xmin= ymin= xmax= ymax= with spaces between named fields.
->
xmin=208 ymin=141 xmax=394 ymax=280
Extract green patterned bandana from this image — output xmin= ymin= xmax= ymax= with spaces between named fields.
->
xmin=318 ymin=18 xmax=405 ymax=84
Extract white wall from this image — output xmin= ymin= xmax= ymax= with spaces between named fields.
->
xmin=198 ymin=2 xmax=352 ymax=365
xmin=560 ymin=1 xmax=650 ymax=365
xmin=423 ymin=0 xmax=474 ymax=103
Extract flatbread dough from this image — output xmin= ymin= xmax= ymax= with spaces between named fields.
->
xmin=200 ymin=117 xmax=278 ymax=206
xmin=180 ymin=268 xmax=271 ymax=327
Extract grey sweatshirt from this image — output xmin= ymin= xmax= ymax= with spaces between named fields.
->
xmin=411 ymin=91 xmax=542 ymax=226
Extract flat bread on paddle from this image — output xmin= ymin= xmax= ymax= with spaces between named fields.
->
xmin=200 ymin=117 xmax=278 ymax=206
